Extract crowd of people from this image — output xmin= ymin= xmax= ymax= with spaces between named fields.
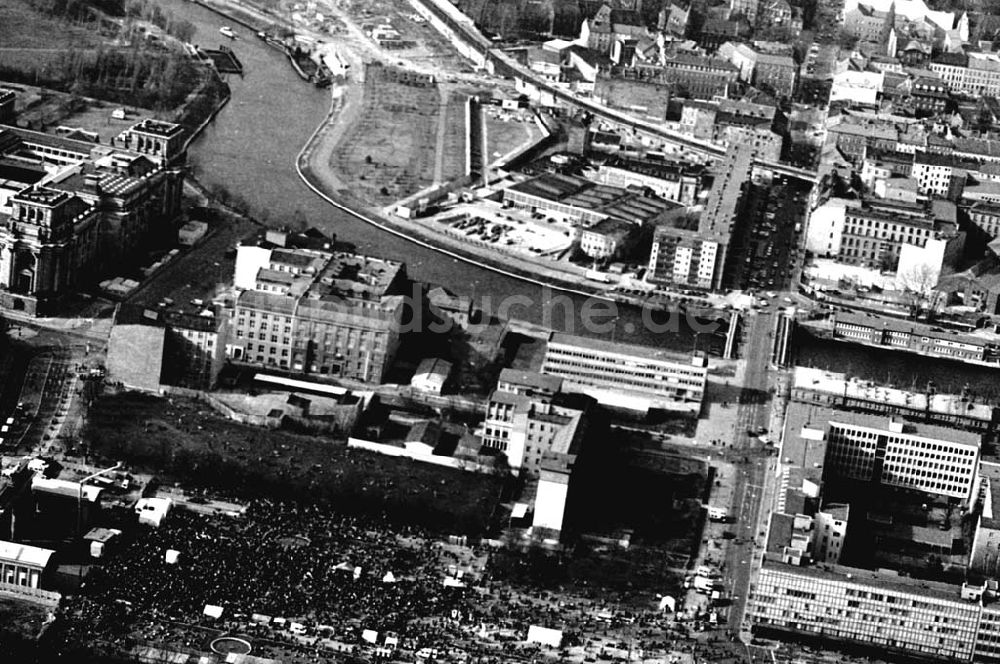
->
xmin=54 ymin=500 xmax=738 ymax=663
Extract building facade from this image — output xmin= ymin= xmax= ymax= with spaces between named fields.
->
xmin=541 ymin=332 xmax=708 ymax=414
xmin=752 ymin=561 xmax=984 ymax=662
xmin=821 ymin=412 xmax=981 ymax=500
xmin=230 ymin=231 xmax=407 ymax=383
xmin=0 ymin=122 xmax=185 ymax=315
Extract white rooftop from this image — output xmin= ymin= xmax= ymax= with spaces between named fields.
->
xmin=0 ymin=539 xmax=55 ymax=568
xmin=32 ymin=476 xmax=103 ymax=502
xmin=793 ymin=366 xmax=994 ymax=422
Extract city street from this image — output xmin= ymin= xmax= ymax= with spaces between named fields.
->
xmin=726 ymin=310 xmax=775 ymax=637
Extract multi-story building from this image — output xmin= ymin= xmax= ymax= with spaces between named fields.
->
xmin=112 ymin=118 xmax=187 ymax=166
xmin=860 ymin=148 xmax=914 ymax=188
xmin=844 ymin=3 xmax=894 ymax=47
xmin=753 ymin=52 xmax=797 ymax=98
xmin=832 ymin=197 xmax=962 ymax=272
xmin=578 ymin=5 xmax=647 ymax=55
xmin=0 ymin=122 xmax=185 ymax=315
xmin=230 ymin=230 xmax=407 ymax=383
xmin=813 ymin=504 xmax=850 ymax=564
xmin=480 ymin=369 xmax=587 ymax=474
xmin=971 ymin=461 xmax=1000 ymax=576
xmin=647 ymin=218 xmax=722 ymax=289
xmin=594 ymin=157 xmax=704 ymax=205
xmin=713 ymin=113 xmax=783 ymax=161
xmin=969 ymin=201 xmax=1000 ymax=239
xmin=752 ymin=561 xmax=984 ymax=662
xmin=833 ymin=312 xmax=996 ymax=363
xmin=540 ymin=332 xmax=708 ymax=414
xmin=912 ymin=151 xmax=962 ymax=198
xmin=930 ymin=52 xmax=1000 ymax=98
xmin=730 ymin=0 xmax=759 ymax=22
xmin=716 ymin=41 xmax=757 ymax=82
xmin=820 ymin=412 xmax=981 ymax=500
xmin=790 ymin=366 xmax=1000 ymax=432
xmin=613 ymin=56 xmax=738 ymax=101
xmin=107 ymin=304 xmax=229 ymax=390
xmin=578 ymin=217 xmax=637 ymax=259
xmin=696 ymin=144 xmax=756 ymax=287
xmin=481 ymin=369 xmax=592 ymax=536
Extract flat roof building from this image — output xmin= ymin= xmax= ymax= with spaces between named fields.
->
xmin=821 ymin=411 xmax=981 ymax=500
xmin=541 ymin=332 xmax=708 ymax=414
xmin=790 ymin=366 xmax=1000 ymax=431
xmin=503 ymin=173 xmax=676 ymax=229
xmin=752 ymin=558 xmax=984 ymax=662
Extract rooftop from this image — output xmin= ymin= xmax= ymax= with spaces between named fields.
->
xmin=547 ymin=331 xmax=706 ymax=368
xmin=507 ymin=173 xmax=676 ymax=224
xmin=835 ymin=311 xmax=992 ymax=348
xmin=760 ymin=557 xmax=972 ymax=603
xmin=498 ymin=368 xmax=563 ymax=394
xmin=0 ymin=540 xmax=54 ymax=568
xmin=128 ymin=118 xmax=184 ymax=138
xmin=824 ymin=407 xmax=983 ymax=448
xmin=792 ymin=366 xmax=997 ymax=423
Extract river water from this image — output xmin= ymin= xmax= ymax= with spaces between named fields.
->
xmin=167 ymin=1 xmax=1000 ymax=391
xmin=167 ymin=0 xmax=713 ymax=348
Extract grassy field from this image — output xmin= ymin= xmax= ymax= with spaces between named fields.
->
xmin=84 ymin=391 xmax=505 ymax=535
xmin=332 ymin=64 xmax=441 ymax=203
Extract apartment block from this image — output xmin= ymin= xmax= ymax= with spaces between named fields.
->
xmin=647 ymin=218 xmax=722 ymax=289
xmin=930 ymin=52 xmax=1000 ymax=97
xmin=230 ymin=230 xmax=407 ymax=383
xmin=816 ymin=197 xmax=962 ymax=273
xmin=540 ymin=332 xmax=708 ymax=414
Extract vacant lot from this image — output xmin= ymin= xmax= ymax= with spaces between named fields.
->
xmin=332 ymin=64 xmax=441 ymax=203
xmin=84 ymin=392 xmax=505 ymax=535
xmin=483 ymin=107 xmax=542 ymax=166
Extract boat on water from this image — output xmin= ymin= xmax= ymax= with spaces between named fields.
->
xmin=219 ymin=26 xmax=236 ymax=39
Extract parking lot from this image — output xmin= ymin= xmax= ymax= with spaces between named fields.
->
xmin=731 ymin=174 xmax=810 ymax=293
xmin=430 ymin=202 xmax=574 ymax=257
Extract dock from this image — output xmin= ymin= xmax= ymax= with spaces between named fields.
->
xmin=199 ymin=45 xmax=244 ymax=75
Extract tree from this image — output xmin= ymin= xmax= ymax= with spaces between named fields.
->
xmin=897 ymin=262 xmax=940 ymax=318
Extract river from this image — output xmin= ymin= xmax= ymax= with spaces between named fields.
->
xmin=165 ymin=0 xmax=715 ymax=349
xmin=794 ymin=329 xmax=1000 ymax=401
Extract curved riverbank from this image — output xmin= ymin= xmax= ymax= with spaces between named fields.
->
xmin=295 ymin=95 xmax=622 ymax=302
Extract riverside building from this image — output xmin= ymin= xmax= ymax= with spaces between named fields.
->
xmin=540 ymin=332 xmax=708 ymax=414
xmin=0 ymin=121 xmax=185 ymax=315
xmin=230 ymin=230 xmax=407 ymax=383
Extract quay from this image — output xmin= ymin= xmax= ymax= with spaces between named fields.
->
xmin=199 ymin=45 xmax=244 ymax=75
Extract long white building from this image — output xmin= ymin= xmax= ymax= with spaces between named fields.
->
xmin=541 ymin=332 xmax=708 ymax=414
